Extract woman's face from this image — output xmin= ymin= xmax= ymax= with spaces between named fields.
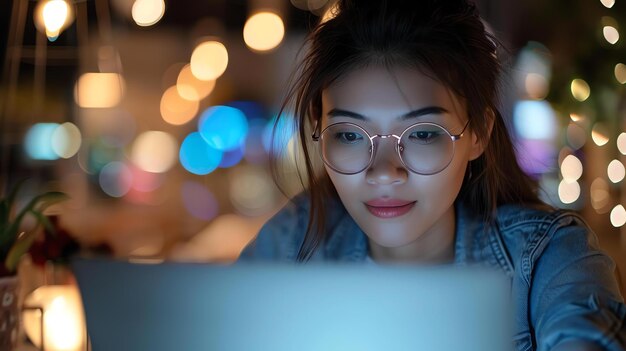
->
xmin=320 ymin=65 xmax=485 ymax=259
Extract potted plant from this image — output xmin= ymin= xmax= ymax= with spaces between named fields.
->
xmin=0 ymin=180 xmax=68 ymax=349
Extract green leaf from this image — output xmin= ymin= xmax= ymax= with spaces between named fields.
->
xmin=0 ymin=191 xmax=68 ymax=255
xmin=4 ymin=229 xmax=41 ymax=272
xmin=30 ymin=210 xmax=55 ymax=235
xmin=0 ymin=178 xmax=27 ymax=244
xmin=10 ymin=191 xmax=68 ymax=235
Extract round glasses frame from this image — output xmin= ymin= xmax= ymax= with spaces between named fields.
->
xmin=311 ymin=120 xmax=470 ymax=175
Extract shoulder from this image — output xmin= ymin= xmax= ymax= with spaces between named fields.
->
xmin=495 ymin=203 xmax=591 ymax=252
xmin=493 ymin=203 xmax=600 ymax=280
xmin=238 ymin=193 xmax=311 ymax=261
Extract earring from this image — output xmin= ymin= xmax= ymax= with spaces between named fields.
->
xmin=466 ymin=162 xmax=473 ymax=182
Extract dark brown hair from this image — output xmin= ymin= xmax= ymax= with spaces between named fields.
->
xmin=270 ymin=0 xmax=544 ymax=262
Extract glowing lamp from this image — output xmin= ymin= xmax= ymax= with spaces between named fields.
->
xmin=22 ymin=285 xmax=86 ymax=351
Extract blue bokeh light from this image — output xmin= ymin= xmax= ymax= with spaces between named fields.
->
xmin=263 ymin=115 xmax=296 ymax=155
xmin=198 ymin=106 xmax=248 ymax=151
xmin=513 ymin=100 xmax=557 ymax=140
xmin=225 ymin=101 xmax=265 ymax=120
xmin=24 ymin=123 xmax=60 ymax=160
xmin=244 ymin=118 xmax=269 ymax=164
xmin=219 ymin=144 xmax=245 ymax=168
xmin=179 ymin=132 xmax=223 ymax=175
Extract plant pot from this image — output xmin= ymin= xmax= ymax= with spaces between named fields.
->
xmin=0 ymin=275 xmax=19 ymax=350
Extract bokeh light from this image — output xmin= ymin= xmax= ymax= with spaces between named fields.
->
xmin=160 ymin=85 xmax=200 ymax=125
xmin=569 ymin=113 xmax=585 ymax=123
xmin=179 ymin=132 xmax=222 ymax=175
xmin=601 ymin=0 xmax=615 ymax=8
xmin=99 ymin=161 xmax=133 ymax=197
xmin=610 ymin=205 xmax=626 ymax=227
xmin=244 ymin=118 xmax=269 ymax=164
xmin=198 ymin=106 xmax=248 ymax=151
xmin=513 ymin=100 xmax=557 ymax=140
xmin=75 ymin=73 xmax=125 ymax=108
xmin=570 ymin=79 xmax=590 ymax=102
xmin=131 ymin=0 xmax=165 ymax=27
xmin=42 ymin=0 xmax=69 ymax=40
xmin=558 ymin=179 xmax=581 ymax=204
xmin=263 ymin=115 xmax=296 ymax=154
xmin=131 ymin=131 xmax=178 ymax=173
xmin=229 ymin=165 xmax=276 ymax=216
xmin=25 ymin=123 xmax=60 ymax=160
xmin=560 ymin=154 xmax=583 ymax=181
xmin=51 ymin=122 xmax=82 ymax=159
xmin=130 ymin=165 xmax=164 ymax=193
xmin=566 ymin=122 xmax=586 ymax=150
xmin=181 ymin=181 xmax=219 ymax=221
xmin=34 ymin=0 xmax=75 ymax=41
xmin=615 ymin=63 xmax=626 ymax=84
xmin=591 ymin=178 xmax=611 ymax=213
xmin=243 ymin=12 xmax=285 ymax=52
xmin=219 ymin=145 xmax=245 ymax=168
xmin=608 ymin=159 xmax=625 ymax=183
xmin=603 ymin=25 xmax=620 ymax=45
xmin=591 ymin=123 xmax=610 ymax=146
xmin=190 ymin=41 xmax=229 ymax=81
xmin=514 ymin=42 xmax=552 ymax=101
xmin=176 ymin=64 xmax=216 ymax=101
xmin=524 ymin=73 xmax=549 ymax=100
xmin=83 ymin=139 xmax=119 ymax=174
xmin=618 ymin=133 xmax=626 ymax=155
xmin=23 ymin=285 xmax=86 ymax=351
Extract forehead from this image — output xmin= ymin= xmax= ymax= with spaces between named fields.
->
xmin=321 ymin=65 xmax=466 ymax=124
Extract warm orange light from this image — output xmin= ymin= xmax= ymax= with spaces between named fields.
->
xmin=131 ymin=0 xmax=165 ymax=27
xmin=190 ymin=41 xmax=229 ymax=81
xmin=570 ymin=79 xmax=590 ymax=102
xmin=243 ymin=12 xmax=285 ymax=52
xmin=131 ymin=131 xmax=178 ymax=173
xmin=176 ymin=64 xmax=216 ymax=101
xmin=23 ymin=285 xmax=86 ymax=351
xmin=34 ymin=0 xmax=75 ymax=41
xmin=160 ymin=86 xmax=199 ymax=125
xmin=615 ymin=63 xmax=626 ymax=84
xmin=74 ymin=73 xmax=125 ymax=108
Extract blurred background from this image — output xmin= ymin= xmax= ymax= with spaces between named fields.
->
xmin=0 ymin=0 xmax=625 ymax=290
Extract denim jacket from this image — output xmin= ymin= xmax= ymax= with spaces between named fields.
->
xmin=239 ymin=193 xmax=626 ymax=351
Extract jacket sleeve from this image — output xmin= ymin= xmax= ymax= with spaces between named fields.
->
xmin=237 ymin=196 xmax=308 ymax=262
xmin=530 ymin=214 xmax=626 ymax=351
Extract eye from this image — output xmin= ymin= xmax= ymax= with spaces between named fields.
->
xmin=334 ymin=132 xmax=364 ymax=144
xmin=408 ymin=130 xmax=442 ymax=144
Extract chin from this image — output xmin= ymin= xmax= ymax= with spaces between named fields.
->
xmin=364 ymin=224 xmax=420 ymax=248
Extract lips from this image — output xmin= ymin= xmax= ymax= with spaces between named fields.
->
xmin=364 ymin=198 xmax=416 ymax=218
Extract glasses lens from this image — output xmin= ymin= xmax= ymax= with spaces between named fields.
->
xmin=320 ymin=123 xmax=371 ymax=173
xmin=400 ymin=123 xmax=454 ymax=174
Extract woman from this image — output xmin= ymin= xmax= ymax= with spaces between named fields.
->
xmin=239 ymin=0 xmax=626 ymax=350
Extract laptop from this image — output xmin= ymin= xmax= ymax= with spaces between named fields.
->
xmin=72 ymin=258 xmax=514 ymax=351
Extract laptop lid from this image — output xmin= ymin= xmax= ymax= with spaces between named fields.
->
xmin=72 ymin=258 xmax=513 ymax=351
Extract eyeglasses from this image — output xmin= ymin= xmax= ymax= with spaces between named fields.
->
xmin=312 ymin=120 xmax=470 ymax=175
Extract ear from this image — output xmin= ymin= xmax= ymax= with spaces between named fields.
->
xmin=468 ymin=108 xmax=495 ymax=161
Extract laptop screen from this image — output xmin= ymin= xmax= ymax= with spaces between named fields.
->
xmin=73 ymin=259 xmax=513 ymax=351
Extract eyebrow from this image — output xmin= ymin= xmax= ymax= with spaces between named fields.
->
xmin=326 ymin=106 xmax=449 ymax=121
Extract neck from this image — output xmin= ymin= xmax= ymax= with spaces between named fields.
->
xmin=368 ymin=206 xmax=456 ymax=264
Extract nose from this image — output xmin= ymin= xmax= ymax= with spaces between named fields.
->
xmin=365 ymin=138 xmax=408 ymax=185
